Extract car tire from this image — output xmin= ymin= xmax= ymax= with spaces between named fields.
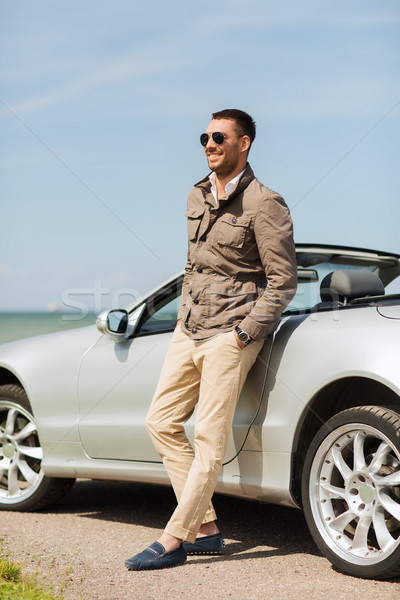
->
xmin=302 ymin=405 xmax=400 ymax=579
xmin=0 ymin=384 xmax=75 ymax=511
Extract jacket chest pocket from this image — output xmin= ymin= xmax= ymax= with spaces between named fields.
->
xmin=216 ymin=215 xmax=251 ymax=249
xmin=186 ymin=206 xmax=205 ymax=241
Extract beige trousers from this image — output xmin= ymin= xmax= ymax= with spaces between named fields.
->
xmin=145 ymin=326 xmax=263 ymax=543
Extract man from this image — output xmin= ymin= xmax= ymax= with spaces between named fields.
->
xmin=125 ymin=109 xmax=297 ymax=570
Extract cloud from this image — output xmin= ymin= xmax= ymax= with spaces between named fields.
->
xmin=0 ymin=27 xmax=200 ymax=119
xmin=1 ymin=0 xmax=399 ymax=123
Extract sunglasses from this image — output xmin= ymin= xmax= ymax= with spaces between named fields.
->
xmin=200 ymin=132 xmax=244 ymax=147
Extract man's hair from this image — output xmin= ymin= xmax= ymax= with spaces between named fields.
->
xmin=211 ymin=109 xmax=256 ymax=146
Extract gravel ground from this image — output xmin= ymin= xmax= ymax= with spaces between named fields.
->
xmin=2 ymin=479 xmax=400 ymax=600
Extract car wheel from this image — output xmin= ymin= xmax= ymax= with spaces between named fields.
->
xmin=0 ymin=384 xmax=75 ymax=511
xmin=302 ymin=405 xmax=400 ymax=579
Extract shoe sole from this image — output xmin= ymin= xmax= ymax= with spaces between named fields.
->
xmin=125 ymin=559 xmax=186 ymax=571
xmin=186 ymin=550 xmax=225 ymax=556
xmin=185 ymin=540 xmax=226 ymax=556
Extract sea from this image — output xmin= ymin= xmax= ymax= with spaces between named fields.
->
xmin=0 ymin=312 xmax=97 ymax=345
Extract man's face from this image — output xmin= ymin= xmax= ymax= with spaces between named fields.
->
xmin=203 ymin=118 xmax=246 ymax=178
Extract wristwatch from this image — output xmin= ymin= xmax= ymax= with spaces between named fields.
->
xmin=235 ymin=327 xmax=252 ymax=346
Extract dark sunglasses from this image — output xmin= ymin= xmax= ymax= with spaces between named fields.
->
xmin=200 ymin=132 xmax=244 ymax=147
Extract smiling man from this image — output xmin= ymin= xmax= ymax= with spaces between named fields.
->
xmin=125 ymin=109 xmax=297 ymax=570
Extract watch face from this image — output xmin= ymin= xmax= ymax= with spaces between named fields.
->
xmin=238 ymin=330 xmax=250 ymax=343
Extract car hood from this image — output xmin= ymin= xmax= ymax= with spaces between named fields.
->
xmin=0 ymin=324 xmax=101 ymax=382
xmin=0 ymin=322 xmax=100 ymax=352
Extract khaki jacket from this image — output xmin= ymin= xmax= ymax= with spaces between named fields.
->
xmin=178 ymin=164 xmax=297 ymax=341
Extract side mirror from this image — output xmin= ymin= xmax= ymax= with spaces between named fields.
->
xmin=107 ymin=309 xmax=129 ymax=333
xmin=96 ymin=305 xmax=145 ymax=341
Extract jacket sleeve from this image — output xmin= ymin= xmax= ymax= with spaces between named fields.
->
xmin=239 ymin=194 xmax=297 ymax=340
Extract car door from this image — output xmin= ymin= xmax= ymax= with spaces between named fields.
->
xmin=77 ymin=282 xmax=271 ymax=463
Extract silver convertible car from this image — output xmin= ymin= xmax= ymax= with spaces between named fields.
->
xmin=1 ymin=243 xmax=400 ymax=579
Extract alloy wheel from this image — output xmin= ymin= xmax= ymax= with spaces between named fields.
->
xmin=303 ymin=406 xmax=400 ymax=578
xmin=0 ymin=401 xmax=44 ymax=505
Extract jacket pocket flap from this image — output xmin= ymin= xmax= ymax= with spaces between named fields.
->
xmin=185 ymin=206 xmax=205 ymax=219
xmin=219 ymin=214 xmax=251 ymax=227
xmin=217 ymin=215 xmax=251 ymax=248
xmin=186 ymin=206 xmax=205 ymax=241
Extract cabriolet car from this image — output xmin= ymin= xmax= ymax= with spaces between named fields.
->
xmin=1 ymin=243 xmax=400 ymax=579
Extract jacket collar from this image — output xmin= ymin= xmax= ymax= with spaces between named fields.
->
xmin=194 ymin=163 xmax=255 ymax=208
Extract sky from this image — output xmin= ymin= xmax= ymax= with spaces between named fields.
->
xmin=1 ymin=0 xmax=399 ymax=312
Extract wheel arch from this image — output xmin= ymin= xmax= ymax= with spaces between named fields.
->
xmin=0 ymin=367 xmax=25 ymax=391
xmin=290 ymin=375 xmax=400 ymax=506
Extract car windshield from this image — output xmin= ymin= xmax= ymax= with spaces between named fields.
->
xmin=287 ymin=262 xmax=375 ymax=312
xmin=285 ymin=247 xmax=400 ymax=313
xmin=132 ymin=247 xmax=400 ymax=328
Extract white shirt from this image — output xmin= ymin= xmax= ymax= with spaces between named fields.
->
xmin=209 ymin=169 xmax=246 ymax=206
